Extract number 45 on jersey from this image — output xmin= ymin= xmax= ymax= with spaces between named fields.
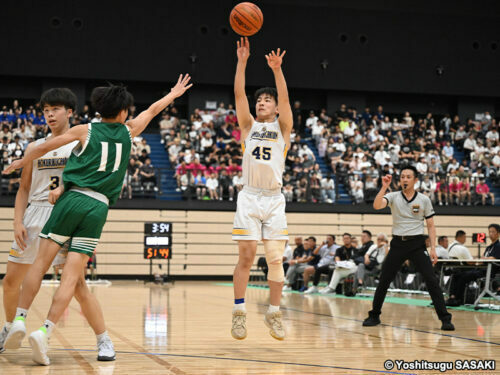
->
xmin=252 ymin=146 xmax=272 ymax=160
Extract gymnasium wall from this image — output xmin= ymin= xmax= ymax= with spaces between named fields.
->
xmin=1 ymin=0 xmax=499 ymax=99
xmin=0 ymin=207 xmax=495 ymax=277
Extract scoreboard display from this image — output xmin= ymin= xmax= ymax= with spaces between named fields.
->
xmin=472 ymin=233 xmax=487 ymax=244
xmin=144 ymin=222 xmax=172 ymax=259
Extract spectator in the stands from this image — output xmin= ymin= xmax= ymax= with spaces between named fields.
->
xmin=295 ymin=177 xmax=309 ymax=203
xmin=303 ymin=235 xmax=339 ymax=294
xmin=218 ymin=169 xmax=234 ymax=201
xmin=476 ymin=179 xmax=495 ymax=205
xmin=194 ymin=171 xmax=207 ymax=200
xmin=321 ymin=173 xmax=335 ymax=203
xmin=460 ymin=177 xmax=472 ymax=206
xmin=139 ymin=158 xmax=156 ymax=189
xmin=232 ymin=170 xmax=244 ymax=194
xmin=205 ymin=172 xmax=219 ymax=200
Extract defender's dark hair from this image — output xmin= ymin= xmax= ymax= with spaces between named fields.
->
xmin=40 ymin=88 xmax=77 ymax=111
xmin=90 ymin=84 xmax=134 ymax=118
xmin=401 ymin=165 xmax=419 ymax=178
xmin=254 ymin=87 xmax=278 ymax=103
xmin=488 ymin=224 xmax=500 ymax=233
xmin=362 ymin=230 xmax=372 ymax=238
xmin=455 ymin=230 xmax=466 ymax=239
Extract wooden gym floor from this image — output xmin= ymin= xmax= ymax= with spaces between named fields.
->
xmin=0 ymin=281 xmax=499 ymax=375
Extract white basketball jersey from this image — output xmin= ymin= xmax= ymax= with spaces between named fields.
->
xmin=242 ymin=120 xmax=287 ymax=190
xmin=28 ymin=138 xmax=78 ymax=202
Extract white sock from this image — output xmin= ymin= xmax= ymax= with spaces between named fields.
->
xmin=15 ymin=308 xmax=28 ymax=320
xmin=233 ymin=303 xmax=246 ymax=312
xmin=41 ymin=320 xmax=55 ymax=337
xmin=96 ymin=331 xmax=109 ymax=342
xmin=268 ymin=305 xmax=280 ymax=313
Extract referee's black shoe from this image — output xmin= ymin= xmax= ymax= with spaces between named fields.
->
xmin=362 ymin=312 xmax=381 ymax=327
xmin=440 ymin=318 xmax=455 ymax=331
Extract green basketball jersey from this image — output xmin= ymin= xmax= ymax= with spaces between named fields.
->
xmin=63 ymin=122 xmax=132 ymax=205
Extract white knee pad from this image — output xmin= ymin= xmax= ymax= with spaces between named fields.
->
xmin=264 ymin=240 xmax=286 ymax=282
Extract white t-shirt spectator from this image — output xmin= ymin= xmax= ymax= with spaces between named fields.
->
xmin=463 ymin=137 xmax=476 ymax=151
xmin=333 ymin=142 xmax=346 ymax=153
xmin=306 ymin=115 xmax=318 ymax=129
xmin=321 ymin=177 xmax=335 ymax=191
xmin=492 ymin=152 xmax=500 ymax=167
xmin=447 ymin=241 xmax=473 ymax=260
xmin=374 ymin=150 xmax=389 ymax=166
xmin=311 ymin=122 xmax=324 ymax=137
xmin=343 ymin=124 xmax=356 ymax=138
xmin=233 ymin=174 xmax=244 ymax=186
xmin=365 ymin=244 xmax=386 ymax=264
xmin=486 ymin=130 xmax=499 ymax=142
xmin=435 ymin=245 xmax=449 ymax=259
xmin=415 ymin=179 xmax=435 ymax=193
xmin=206 ymin=177 xmax=218 ymax=191
xmin=446 ymin=161 xmax=459 ymax=172
xmin=416 ymin=161 xmax=428 ymax=174
xmin=299 ymin=145 xmax=315 ymax=160
xmin=283 ymin=245 xmax=293 ymax=262
xmin=200 ymin=137 xmax=213 ymax=151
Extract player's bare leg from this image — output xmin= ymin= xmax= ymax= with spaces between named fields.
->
xmin=4 ymin=239 xmax=61 ymax=350
xmin=231 ymin=240 xmax=257 ymax=339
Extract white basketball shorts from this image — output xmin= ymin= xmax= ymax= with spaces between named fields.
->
xmin=232 ymin=186 xmax=288 ymax=241
xmin=8 ymin=202 xmax=68 ymax=265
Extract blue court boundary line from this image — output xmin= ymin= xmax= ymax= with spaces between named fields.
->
xmin=274 ymin=305 xmax=500 ymax=346
xmin=49 ymin=347 xmax=416 ymax=375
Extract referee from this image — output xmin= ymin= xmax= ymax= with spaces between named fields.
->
xmin=362 ymin=166 xmax=454 ymax=331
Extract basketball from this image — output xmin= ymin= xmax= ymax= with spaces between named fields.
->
xmin=229 ymin=2 xmax=263 ymax=36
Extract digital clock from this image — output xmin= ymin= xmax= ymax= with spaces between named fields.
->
xmin=144 ymin=247 xmax=171 ymax=259
xmin=472 ymin=233 xmax=487 ymax=244
xmin=145 ymin=222 xmax=172 ymax=235
xmin=144 ymin=222 xmax=173 ymax=259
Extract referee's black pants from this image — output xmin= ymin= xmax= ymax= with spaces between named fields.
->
xmin=369 ymin=236 xmax=452 ymax=321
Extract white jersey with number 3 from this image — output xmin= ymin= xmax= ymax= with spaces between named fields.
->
xmin=28 ymin=138 xmax=78 ymax=203
xmin=242 ymin=120 xmax=287 ymax=190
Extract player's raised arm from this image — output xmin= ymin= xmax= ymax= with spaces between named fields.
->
xmin=2 ymin=125 xmax=88 ymax=175
xmin=234 ymin=37 xmax=254 ymax=131
xmin=266 ymin=48 xmax=293 ymax=135
xmin=127 ymin=74 xmax=192 ymax=138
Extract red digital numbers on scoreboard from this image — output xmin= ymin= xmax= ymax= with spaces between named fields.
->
xmin=472 ymin=233 xmax=486 ymax=243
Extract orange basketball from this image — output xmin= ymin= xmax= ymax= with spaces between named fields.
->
xmin=229 ymin=2 xmax=263 ymax=36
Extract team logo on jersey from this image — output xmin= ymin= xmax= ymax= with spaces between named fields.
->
xmin=250 ymin=128 xmax=278 ymax=142
xmin=412 ymin=204 xmax=420 ymax=213
xmin=37 ymin=157 xmax=68 ymax=170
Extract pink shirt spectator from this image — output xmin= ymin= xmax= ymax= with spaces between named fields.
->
xmin=227 ymin=164 xmax=242 ymax=174
xmin=449 ymin=182 xmax=461 ymax=193
xmin=175 ymin=164 xmax=189 ymax=176
xmin=231 ymin=127 xmax=241 ymax=141
xmin=476 ymin=183 xmax=490 ymax=194
xmin=436 ymin=181 xmax=448 ymax=192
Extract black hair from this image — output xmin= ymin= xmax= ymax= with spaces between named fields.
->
xmin=437 ymin=235 xmax=447 ymax=244
xmin=400 ymin=165 xmax=419 ymax=179
xmin=343 ymin=232 xmax=351 ymax=238
xmin=327 ymin=234 xmax=335 ymax=241
xmin=455 ymin=230 xmax=465 ymax=239
xmin=40 ymin=88 xmax=77 ymax=111
xmin=307 ymin=236 xmax=317 ymax=243
xmin=90 ymin=84 xmax=134 ymax=118
xmin=488 ymin=224 xmax=500 ymax=233
xmin=254 ymin=87 xmax=278 ymax=103
xmin=362 ymin=230 xmax=372 ymax=238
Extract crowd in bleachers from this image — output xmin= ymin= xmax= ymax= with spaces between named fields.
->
xmin=1 ymin=97 xmax=498 ymax=205
xmin=0 ymin=100 xmax=156 ymax=198
xmin=164 ymin=100 xmax=499 ymax=205
xmin=256 ymin=223 xmax=500 ymax=305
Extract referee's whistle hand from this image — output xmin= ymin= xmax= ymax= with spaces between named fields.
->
xmin=381 ymin=175 xmax=392 ymax=188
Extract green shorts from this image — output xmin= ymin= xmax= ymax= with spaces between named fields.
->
xmin=40 ymin=191 xmax=108 ymax=257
